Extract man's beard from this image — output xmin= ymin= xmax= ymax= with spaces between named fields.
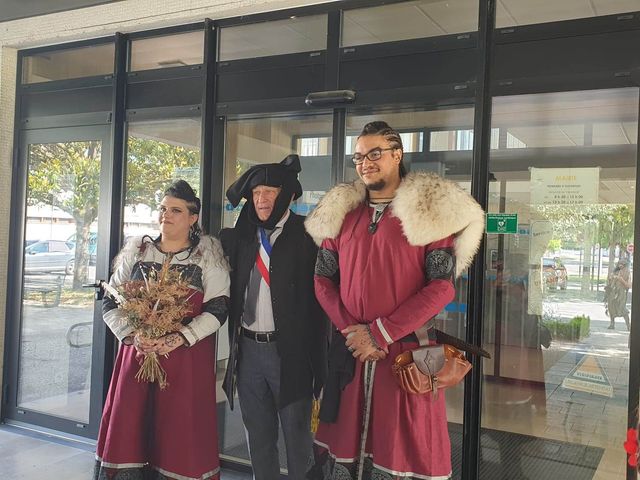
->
xmin=365 ymin=179 xmax=386 ymax=191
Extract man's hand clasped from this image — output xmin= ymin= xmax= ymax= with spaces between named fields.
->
xmin=342 ymin=324 xmax=387 ymax=362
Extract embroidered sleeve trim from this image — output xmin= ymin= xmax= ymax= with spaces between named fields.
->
xmin=315 ymin=248 xmax=339 ymax=282
xmin=425 ymin=248 xmax=456 ymax=283
xmin=203 ymin=296 xmax=229 ymax=326
xmin=180 ymin=324 xmax=199 ymax=346
xmin=376 ymin=318 xmax=393 ymax=345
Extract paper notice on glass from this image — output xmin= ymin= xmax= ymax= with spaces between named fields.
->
xmin=528 ymin=265 xmax=543 ymax=316
xmin=529 ymin=220 xmax=553 ymax=264
xmin=528 ymin=220 xmax=553 ymax=315
xmin=530 ymin=167 xmax=599 ymax=205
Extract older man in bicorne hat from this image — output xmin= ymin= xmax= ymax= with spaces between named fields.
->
xmin=220 ymin=155 xmax=327 ymax=480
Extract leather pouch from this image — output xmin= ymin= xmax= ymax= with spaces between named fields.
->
xmin=392 ymin=344 xmax=472 ymax=396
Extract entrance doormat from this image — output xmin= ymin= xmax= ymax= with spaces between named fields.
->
xmin=450 ymin=423 xmax=604 ymax=480
xmin=218 ymin=403 xmax=604 ymax=479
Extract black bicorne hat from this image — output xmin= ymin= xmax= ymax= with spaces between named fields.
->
xmin=226 ymin=154 xmax=302 ymax=207
xmin=226 ymin=154 xmax=303 ymax=229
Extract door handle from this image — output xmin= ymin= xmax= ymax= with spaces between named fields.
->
xmin=83 ymin=280 xmax=105 ymax=300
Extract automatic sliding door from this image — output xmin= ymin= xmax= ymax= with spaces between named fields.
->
xmin=218 ymin=112 xmax=334 ymax=471
xmin=481 ymin=88 xmax=638 ymax=480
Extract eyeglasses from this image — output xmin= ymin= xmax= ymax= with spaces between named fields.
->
xmin=351 ymin=147 xmax=396 ymax=165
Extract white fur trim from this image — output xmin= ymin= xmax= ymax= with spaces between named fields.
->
xmin=111 ymin=235 xmax=147 ymax=272
xmin=194 ymin=235 xmax=230 ymax=272
xmin=304 ymin=181 xmax=366 ymax=246
xmin=393 ymin=172 xmax=485 ymax=277
xmin=305 ymin=172 xmax=485 ymax=277
xmin=112 ymin=235 xmax=229 ymax=272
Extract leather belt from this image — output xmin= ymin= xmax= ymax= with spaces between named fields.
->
xmin=399 ymin=330 xmax=439 ymax=343
xmin=242 ymin=327 xmax=277 ymax=343
xmin=399 ymin=333 xmax=419 ymax=343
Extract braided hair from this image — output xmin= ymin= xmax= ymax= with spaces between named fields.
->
xmin=357 ymin=120 xmax=407 ymax=177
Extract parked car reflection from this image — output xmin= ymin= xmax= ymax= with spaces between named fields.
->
xmin=24 ymin=240 xmax=74 ymax=274
xmin=542 ymin=257 xmax=567 ymax=290
xmin=66 ymin=232 xmax=97 ymax=266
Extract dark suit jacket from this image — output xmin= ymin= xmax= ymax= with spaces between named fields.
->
xmin=220 ymin=211 xmax=328 ymax=409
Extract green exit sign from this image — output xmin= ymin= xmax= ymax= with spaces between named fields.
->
xmin=486 ymin=213 xmax=518 ymax=234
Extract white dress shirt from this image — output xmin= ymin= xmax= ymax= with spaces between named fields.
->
xmin=242 ymin=210 xmax=290 ymax=332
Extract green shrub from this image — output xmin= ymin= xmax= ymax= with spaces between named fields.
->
xmin=543 ymin=315 xmax=590 ymax=341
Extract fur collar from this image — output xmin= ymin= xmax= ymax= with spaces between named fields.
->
xmin=114 ymin=234 xmax=229 ymax=273
xmin=304 ymin=172 xmax=485 ymax=277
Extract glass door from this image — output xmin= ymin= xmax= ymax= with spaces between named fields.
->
xmin=480 ymin=88 xmax=638 ymax=480
xmin=4 ymin=126 xmax=113 ymax=439
xmin=216 ymin=107 xmax=479 ymax=475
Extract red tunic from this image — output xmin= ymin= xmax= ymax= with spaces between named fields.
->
xmin=314 ymin=203 xmax=455 ymax=479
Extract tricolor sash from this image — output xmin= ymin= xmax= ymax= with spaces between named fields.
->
xmin=255 ymin=227 xmax=272 ymax=286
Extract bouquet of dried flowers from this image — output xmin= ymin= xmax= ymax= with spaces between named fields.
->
xmin=102 ymin=260 xmax=194 ymax=389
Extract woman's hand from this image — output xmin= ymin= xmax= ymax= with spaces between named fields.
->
xmin=154 ymin=332 xmax=186 ymax=356
xmin=133 ymin=334 xmax=157 ymax=355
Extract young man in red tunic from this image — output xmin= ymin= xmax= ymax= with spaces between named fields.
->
xmin=305 ymin=121 xmax=484 ymax=480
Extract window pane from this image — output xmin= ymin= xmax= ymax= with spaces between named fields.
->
xmin=345 ymin=108 xmax=475 ymax=181
xmin=124 ymin=118 xmax=202 ymax=239
xmin=505 ymin=125 xmax=585 ymax=148
xmin=430 ymin=128 xmax=501 ymax=151
xmin=219 ymin=15 xmax=327 ymax=61
xmin=481 ymin=88 xmax=638 ymax=479
xmin=22 ymin=43 xmax=114 ymax=84
xmin=342 ymin=0 xmax=479 ymax=47
xmin=593 ymin=121 xmax=638 ymax=146
xmin=130 ymin=31 xmax=204 ymax=71
xmin=18 ymin=140 xmax=104 ymax=423
xmin=497 ymin=0 xmax=640 ymax=28
xmin=222 ymin=114 xmax=333 ymax=228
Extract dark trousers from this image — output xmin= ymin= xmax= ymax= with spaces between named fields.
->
xmin=237 ymin=335 xmax=313 ymax=480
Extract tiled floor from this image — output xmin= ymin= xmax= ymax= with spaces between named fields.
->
xmin=0 ymin=426 xmax=251 ymax=480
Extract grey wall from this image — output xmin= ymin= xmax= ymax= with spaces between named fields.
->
xmin=0 ymin=0 xmax=124 ymax=23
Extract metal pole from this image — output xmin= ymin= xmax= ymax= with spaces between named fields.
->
xmin=462 ymin=0 xmax=496 ymax=479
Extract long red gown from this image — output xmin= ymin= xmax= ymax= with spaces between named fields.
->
xmin=95 ymin=238 xmax=229 ymax=480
